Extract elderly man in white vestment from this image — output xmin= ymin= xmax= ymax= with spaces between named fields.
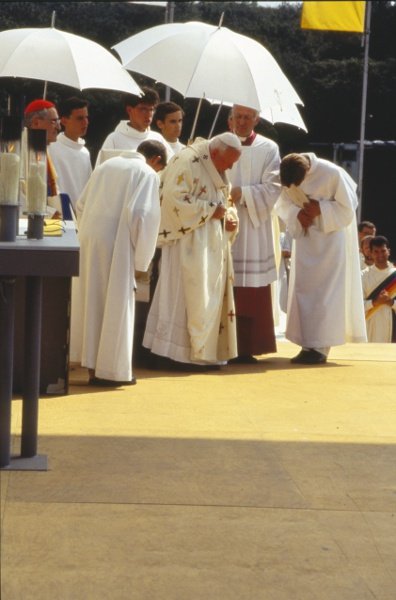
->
xmin=275 ymin=152 xmax=367 ymax=364
xmin=143 ymin=132 xmax=241 ymax=370
xmin=70 ymin=149 xmax=161 ymax=385
xmin=227 ymin=105 xmax=281 ymax=364
xmin=362 ymin=236 xmax=396 ymax=343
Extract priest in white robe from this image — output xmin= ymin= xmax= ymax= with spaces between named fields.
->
xmin=70 ymin=151 xmax=160 ymax=385
xmin=227 ymin=105 xmax=281 ymax=363
xmin=275 ymin=152 xmax=367 ymax=364
xmin=362 ymin=236 xmax=396 ymax=342
xmin=143 ymin=133 xmax=241 ymax=369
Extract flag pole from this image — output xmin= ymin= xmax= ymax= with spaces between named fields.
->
xmin=357 ymin=0 xmax=371 ymax=222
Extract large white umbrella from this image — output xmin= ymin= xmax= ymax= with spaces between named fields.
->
xmin=206 ymin=97 xmax=307 ymax=135
xmin=113 ymin=21 xmax=303 ymax=115
xmin=0 ymin=27 xmax=142 ymax=95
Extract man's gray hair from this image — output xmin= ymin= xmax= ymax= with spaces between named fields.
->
xmin=24 ymin=109 xmax=49 ymax=128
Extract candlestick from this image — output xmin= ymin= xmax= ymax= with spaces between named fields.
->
xmin=26 ymin=161 xmax=47 ymax=214
xmin=0 ymin=152 xmax=20 ymax=205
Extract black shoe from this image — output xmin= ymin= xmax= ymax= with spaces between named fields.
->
xmin=290 ymin=349 xmax=327 ymax=365
xmin=89 ymin=377 xmax=137 ymax=387
xmin=228 ymin=355 xmax=258 ymax=364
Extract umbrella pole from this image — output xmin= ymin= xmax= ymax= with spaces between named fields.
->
xmin=208 ymin=101 xmax=223 ymax=138
xmin=189 ymin=96 xmax=204 ymax=144
xmin=43 ymin=11 xmax=57 ymax=99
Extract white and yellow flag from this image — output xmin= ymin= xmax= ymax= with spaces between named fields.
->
xmin=301 ymin=1 xmax=366 ymax=33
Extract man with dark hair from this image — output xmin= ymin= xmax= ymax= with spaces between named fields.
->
xmin=48 ymin=96 xmax=92 ymax=209
xmin=362 ymin=235 xmax=396 ymax=342
xmin=70 ymin=143 xmax=161 ymax=386
xmin=154 ymin=101 xmax=185 ymax=154
xmin=275 ymin=152 xmax=367 ymax=364
xmin=97 ymin=87 xmax=172 ymax=164
xmin=137 ymin=140 xmax=167 ymax=173
xmin=358 ymin=220 xmax=376 ymax=240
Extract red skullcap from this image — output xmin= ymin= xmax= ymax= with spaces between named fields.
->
xmin=24 ymin=99 xmax=55 ymax=116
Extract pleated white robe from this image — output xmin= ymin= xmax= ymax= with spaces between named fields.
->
xmin=70 ymin=154 xmax=160 ymax=381
xmin=227 ymin=134 xmax=280 ymax=287
xmin=275 ymin=153 xmax=367 ymax=348
xmin=143 ymin=139 xmax=238 ymax=364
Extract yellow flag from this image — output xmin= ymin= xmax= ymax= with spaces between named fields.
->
xmin=301 ymin=1 xmax=366 ymax=33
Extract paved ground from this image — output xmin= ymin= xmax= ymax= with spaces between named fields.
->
xmin=1 ymin=341 xmax=395 ymax=600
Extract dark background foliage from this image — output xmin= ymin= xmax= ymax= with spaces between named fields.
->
xmin=1 ymin=0 xmax=395 ymax=245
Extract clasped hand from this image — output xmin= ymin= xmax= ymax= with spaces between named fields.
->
xmin=211 ymin=204 xmax=237 ymax=231
xmin=373 ymin=290 xmax=394 ymax=307
xmin=297 ymin=199 xmax=321 ymax=229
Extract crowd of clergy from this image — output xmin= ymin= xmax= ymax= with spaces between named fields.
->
xmin=22 ymin=89 xmax=396 ymax=386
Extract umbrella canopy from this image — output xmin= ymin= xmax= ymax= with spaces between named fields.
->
xmin=207 ymin=97 xmax=307 ymax=133
xmin=113 ymin=21 xmax=303 ymax=113
xmin=0 ymin=27 xmax=142 ymax=95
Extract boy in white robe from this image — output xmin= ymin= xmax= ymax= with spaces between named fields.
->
xmin=275 ymin=152 xmax=366 ymax=364
xmin=70 ymin=149 xmax=160 ymax=385
xmin=154 ymin=101 xmax=185 ymax=155
xmin=143 ymin=133 xmax=241 ymax=369
xmin=362 ymin=236 xmax=396 ymax=342
xmin=48 ymin=96 xmax=92 ymax=210
xmin=96 ymin=87 xmax=172 ymax=166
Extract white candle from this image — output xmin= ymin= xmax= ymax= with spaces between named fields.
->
xmin=0 ymin=152 xmax=20 ymax=205
xmin=26 ymin=162 xmax=47 ymax=214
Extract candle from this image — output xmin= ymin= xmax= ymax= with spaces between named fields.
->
xmin=0 ymin=152 xmax=20 ymax=205
xmin=26 ymin=162 xmax=47 ymax=214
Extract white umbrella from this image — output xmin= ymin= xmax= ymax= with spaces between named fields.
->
xmin=113 ymin=21 xmax=303 ymax=116
xmin=0 ymin=27 xmax=142 ymax=95
xmin=206 ymin=97 xmax=307 ymax=136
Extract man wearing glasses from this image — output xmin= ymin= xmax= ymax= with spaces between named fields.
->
xmin=24 ymin=99 xmax=61 ymax=145
xmin=23 ymin=99 xmax=62 ymax=214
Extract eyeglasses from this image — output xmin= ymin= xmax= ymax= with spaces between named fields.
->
xmin=48 ymin=118 xmax=61 ymax=124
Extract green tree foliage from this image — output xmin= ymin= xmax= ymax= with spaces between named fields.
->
xmin=0 ymin=1 xmax=395 ymax=151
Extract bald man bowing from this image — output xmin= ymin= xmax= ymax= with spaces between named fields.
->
xmin=144 ymin=133 xmax=241 ymax=370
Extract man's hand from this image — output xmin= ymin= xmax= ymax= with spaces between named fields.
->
xmin=303 ymin=199 xmax=321 ymax=219
xmin=230 ymin=186 xmax=242 ymax=204
xmin=225 ymin=216 xmax=238 ymax=232
xmin=373 ymin=290 xmax=394 ymax=307
xmin=212 ymin=204 xmax=227 ymax=220
xmin=297 ymin=209 xmax=313 ymax=229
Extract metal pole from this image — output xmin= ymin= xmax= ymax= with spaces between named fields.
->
xmin=208 ymin=101 xmax=223 ymax=138
xmin=21 ymin=276 xmax=43 ymax=457
xmin=357 ymin=1 xmax=371 ymax=222
xmin=189 ymin=96 xmax=204 ymax=143
xmin=0 ymin=278 xmax=16 ymax=468
xmin=164 ymin=2 xmax=175 ymax=101
xmin=43 ymin=11 xmax=56 ymax=99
